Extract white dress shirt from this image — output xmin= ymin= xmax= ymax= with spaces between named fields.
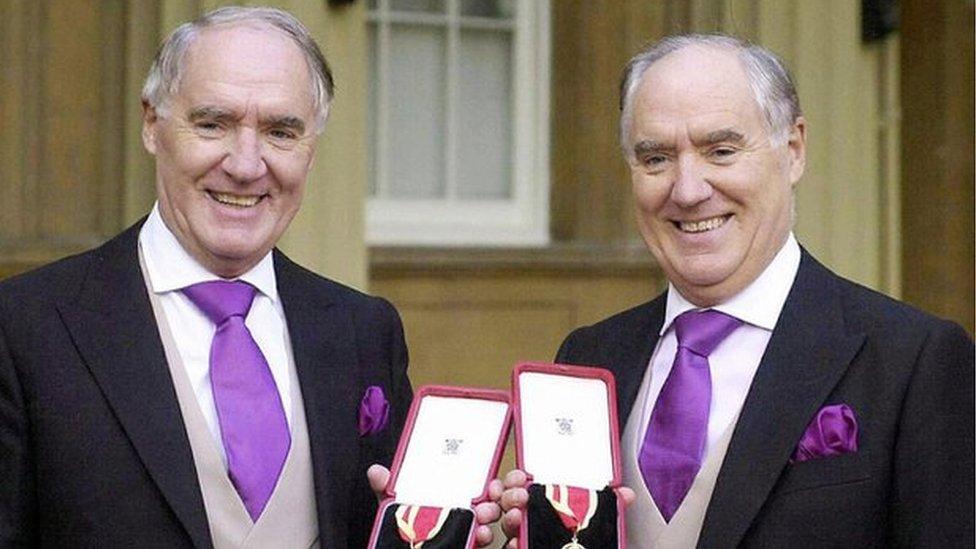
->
xmin=138 ymin=204 xmax=294 ymax=465
xmin=633 ymin=233 xmax=801 ymax=464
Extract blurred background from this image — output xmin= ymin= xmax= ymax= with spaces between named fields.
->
xmin=1 ymin=2 xmax=971 ymax=543
xmin=0 ymin=0 xmax=971 ymax=440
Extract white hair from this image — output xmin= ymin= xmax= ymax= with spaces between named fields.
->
xmin=619 ymin=34 xmax=802 ymax=157
xmin=141 ymin=6 xmax=334 ymax=134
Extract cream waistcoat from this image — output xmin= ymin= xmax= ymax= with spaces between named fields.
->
xmin=142 ymin=253 xmax=320 ymax=548
xmin=621 ymin=365 xmax=740 ymax=549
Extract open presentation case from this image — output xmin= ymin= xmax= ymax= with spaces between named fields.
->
xmin=367 ymin=385 xmax=512 ymax=548
xmin=513 ymin=362 xmax=627 ymax=548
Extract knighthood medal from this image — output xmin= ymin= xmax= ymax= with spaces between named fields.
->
xmin=544 ymin=484 xmax=598 ymax=549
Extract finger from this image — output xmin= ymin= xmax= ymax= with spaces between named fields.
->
xmin=487 ymin=478 xmax=504 ymax=502
xmin=500 ymin=487 xmax=528 ymax=512
xmin=506 ymin=536 xmax=519 ymax=549
xmin=501 ymin=507 xmax=523 ymax=538
xmin=366 ymin=464 xmax=390 ymax=498
xmin=474 ymin=501 xmax=501 ymax=525
xmin=619 ymin=486 xmax=636 ymax=506
xmin=503 ymin=469 xmax=528 ymax=489
xmin=473 ymin=524 xmax=494 ymax=547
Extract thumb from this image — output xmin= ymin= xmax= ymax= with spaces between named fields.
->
xmin=367 ymin=464 xmax=391 ymax=499
xmin=617 ymin=486 xmax=636 ymax=507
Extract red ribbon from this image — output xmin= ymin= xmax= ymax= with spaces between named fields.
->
xmin=544 ymin=484 xmax=598 ymax=534
xmin=395 ymin=504 xmax=449 ymax=547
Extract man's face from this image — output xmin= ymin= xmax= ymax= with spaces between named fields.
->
xmin=142 ymin=23 xmax=318 ymax=277
xmin=626 ymin=46 xmax=806 ymax=306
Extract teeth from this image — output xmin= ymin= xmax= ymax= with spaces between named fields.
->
xmin=210 ymin=191 xmax=261 ymax=207
xmin=679 ymin=216 xmax=728 ymax=233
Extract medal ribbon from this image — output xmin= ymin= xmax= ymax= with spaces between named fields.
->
xmin=394 ymin=504 xmax=450 ymax=548
xmin=544 ymin=484 xmax=598 ymax=534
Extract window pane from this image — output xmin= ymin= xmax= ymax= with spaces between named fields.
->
xmin=388 ymin=24 xmax=446 ymax=199
xmin=456 ymin=29 xmax=512 ymax=199
xmin=367 ymin=24 xmax=378 ymax=197
xmin=460 ymin=0 xmax=514 ymax=19
xmin=391 ymin=0 xmax=446 ymax=13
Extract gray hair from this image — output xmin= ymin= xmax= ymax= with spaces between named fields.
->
xmin=619 ymin=34 xmax=801 ymax=156
xmin=142 ymin=6 xmax=334 ymax=134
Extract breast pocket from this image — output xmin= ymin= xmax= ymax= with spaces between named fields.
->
xmin=771 ymin=452 xmax=873 ymax=498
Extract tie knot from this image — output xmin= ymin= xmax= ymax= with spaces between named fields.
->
xmin=673 ymin=309 xmax=742 ymax=357
xmin=182 ymin=280 xmax=256 ymax=325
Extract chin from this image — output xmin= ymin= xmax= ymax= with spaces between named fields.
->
xmin=220 ymin=243 xmax=268 ymax=261
xmin=678 ymin=274 xmax=733 ymax=295
xmin=669 ymin=267 xmax=740 ymax=304
xmin=201 ymin=238 xmax=270 ymax=269
xmin=676 ymin=254 xmax=736 ymax=282
xmin=204 ymin=226 xmax=273 ymax=252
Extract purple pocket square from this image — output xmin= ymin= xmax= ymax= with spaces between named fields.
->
xmin=791 ymin=403 xmax=858 ymax=463
xmin=359 ymin=385 xmax=390 ymax=437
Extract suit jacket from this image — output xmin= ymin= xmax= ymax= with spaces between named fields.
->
xmin=555 ymin=251 xmax=974 ymax=547
xmin=0 ymin=222 xmax=412 ymax=548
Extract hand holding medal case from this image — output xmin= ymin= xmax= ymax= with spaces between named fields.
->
xmin=368 ymin=385 xmax=512 ymax=549
xmin=513 ymin=362 xmax=627 ymax=549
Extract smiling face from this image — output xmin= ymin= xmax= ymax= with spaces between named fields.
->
xmin=626 ymin=46 xmax=806 ymax=306
xmin=142 ymin=23 xmax=318 ymax=278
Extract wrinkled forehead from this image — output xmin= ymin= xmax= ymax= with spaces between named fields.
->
xmin=635 ymin=46 xmax=755 ymax=104
xmin=633 ymin=46 xmax=761 ymax=123
xmin=177 ymin=22 xmax=313 ymax=98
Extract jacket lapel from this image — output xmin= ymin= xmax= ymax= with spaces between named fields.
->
xmin=57 ymin=224 xmax=212 ymax=548
xmin=275 ymin=253 xmax=360 ymax=544
xmin=697 ymin=252 xmax=866 ymax=548
xmin=610 ymin=295 xmax=667 ymax=428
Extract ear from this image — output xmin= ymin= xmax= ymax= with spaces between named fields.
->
xmin=787 ymin=117 xmax=807 ymax=185
xmin=141 ymin=99 xmax=159 ymax=155
xmin=303 ymin=134 xmax=319 ymax=173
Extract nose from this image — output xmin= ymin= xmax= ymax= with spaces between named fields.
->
xmin=222 ymin=128 xmax=267 ymax=182
xmin=670 ymin=154 xmax=713 ymax=207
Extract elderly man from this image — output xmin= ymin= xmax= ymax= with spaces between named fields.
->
xmin=0 ymin=7 xmax=498 ymax=547
xmin=502 ymin=34 xmax=974 ymax=547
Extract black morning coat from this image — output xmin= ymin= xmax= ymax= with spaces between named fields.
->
xmin=0 ymin=222 xmax=412 ymax=547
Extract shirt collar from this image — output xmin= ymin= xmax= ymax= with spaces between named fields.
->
xmin=138 ymin=202 xmax=279 ymax=302
xmin=661 ymin=233 xmax=801 ymax=334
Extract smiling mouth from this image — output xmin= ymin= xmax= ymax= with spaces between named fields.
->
xmin=675 ymin=214 xmax=732 ymax=233
xmin=207 ymin=190 xmax=266 ymax=208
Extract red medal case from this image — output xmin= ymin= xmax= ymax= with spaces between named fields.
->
xmin=367 ymin=385 xmax=512 ymax=549
xmin=512 ymin=362 xmax=627 ymax=548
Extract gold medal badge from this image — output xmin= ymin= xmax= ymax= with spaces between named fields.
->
xmin=394 ymin=504 xmax=450 ymax=549
xmin=544 ymin=484 xmax=598 ymax=549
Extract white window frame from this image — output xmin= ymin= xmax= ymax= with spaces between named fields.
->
xmin=366 ymin=0 xmax=550 ymax=247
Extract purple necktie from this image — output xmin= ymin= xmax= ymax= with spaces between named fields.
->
xmin=638 ymin=309 xmax=742 ymax=522
xmin=182 ymin=280 xmax=290 ymax=521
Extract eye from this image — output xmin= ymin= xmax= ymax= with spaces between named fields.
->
xmin=268 ymin=128 xmax=297 ymax=140
xmin=639 ymin=153 xmax=670 ymax=172
xmin=709 ymin=146 xmax=738 ymax=162
xmin=193 ymin=120 xmax=224 ymax=136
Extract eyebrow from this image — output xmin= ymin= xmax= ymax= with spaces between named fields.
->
xmin=700 ymin=128 xmax=747 ymax=145
xmin=186 ymin=107 xmax=307 ymax=135
xmin=187 ymin=106 xmax=236 ymax=123
xmin=633 ymin=139 xmax=672 ymax=157
xmin=264 ymin=115 xmax=306 ymax=135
